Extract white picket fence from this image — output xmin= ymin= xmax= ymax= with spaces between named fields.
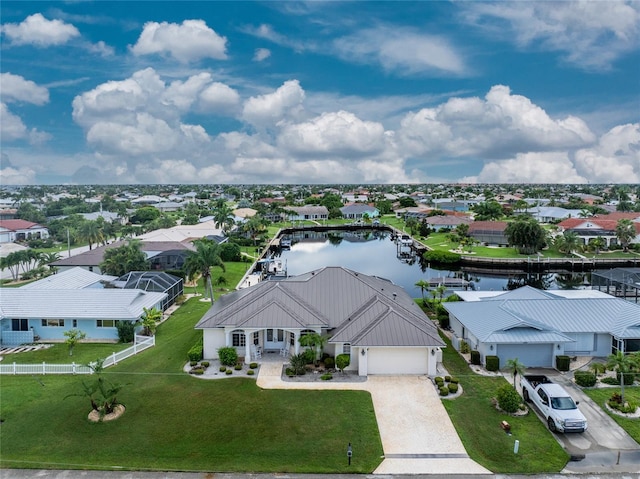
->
xmin=0 ymin=335 xmax=155 ymax=375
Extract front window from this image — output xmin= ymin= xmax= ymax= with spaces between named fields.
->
xmin=253 ymin=331 xmax=259 ymax=345
xmin=41 ymin=319 xmax=64 ymax=327
xmin=342 ymin=343 xmax=351 ymax=355
xmin=232 ymin=331 xmax=246 ymax=347
xmin=96 ymin=319 xmax=117 ymax=328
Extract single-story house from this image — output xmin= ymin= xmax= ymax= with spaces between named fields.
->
xmin=468 ymin=221 xmax=509 ymax=246
xmin=21 ymin=266 xmax=116 ymax=290
xmin=340 ymin=204 xmax=379 ymax=220
xmin=443 ymin=286 xmax=640 ymax=368
xmin=195 ymin=266 xmax=444 ymax=376
xmin=0 ymin=288 xmax=166 ymax=345
xmin=527 ymin=206 xmax=583 ymax=223
xmin=557 ymin=213 xmax=640 ymax=248
xmin=425 ymin=215 xmax=473 ymax=232
xmin=0 ymin=219 xmax=49 ymax=243
xmin=286 ymin=206 xmax=329 ymax=221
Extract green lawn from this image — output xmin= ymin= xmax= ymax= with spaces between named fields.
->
xmin=0 ymin=296 xmax=383 ymax=473
xmin=582 ymin=387 xmax=640 ymax=443
xmin=2 ymin=342 xmax=131 ymax=365
xmin=439 ymin=332 xmax=569 ymax=473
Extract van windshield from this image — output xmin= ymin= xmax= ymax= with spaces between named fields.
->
xmin=551 ymin=396 xmax=577 ymax=410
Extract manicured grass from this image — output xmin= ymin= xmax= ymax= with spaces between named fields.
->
xmin=3 ymin=342 xmax=131 ymax=365
xmin=582 ymin=387 xmax=640 ymax=443
xmin=439 ymin=333 xmax=569 ymax=473
xmin=0 ymin=297 xmax=383 ymax=473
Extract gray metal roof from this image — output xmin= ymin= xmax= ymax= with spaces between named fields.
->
xmin=444 ymin=293 xmax=640 ymax=342
xmin=196 ymin=266 xmax=444 ymax=348
xmin=0 ymin=289 xmax=167 ymax=320
xmin=21 ymin=267 xmax=115 ymax=290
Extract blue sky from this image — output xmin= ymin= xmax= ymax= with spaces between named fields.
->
xmin=1 ymin=1 xmax=639 ymax=185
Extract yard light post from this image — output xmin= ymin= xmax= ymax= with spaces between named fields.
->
xmin=347 ymin=442 xmax=352 ymax=465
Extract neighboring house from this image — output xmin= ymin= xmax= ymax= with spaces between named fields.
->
xmin=425 ymin=215 xmax=473 ymax=232
xmin=468 ymin=221 xmax=509 ymax=246
xmin=557 ymin=213 xmax=640 ymax=248
xmin=340 ymin=204 xmax=379 ymax=220
xmin=444 ymin=286 xmax=640 ymax=368
xmin=131 ymin=195 xmax=166 ymax=205
xmin=0 ymin=209 xmax=18 ymax=220
xmin=80 ymin=211 xmax=127 ymax=225
xmin=286 ymin=206 xmax=329 ymax=221
xmin=152 ymin=201 xmax=184 ymax=213
xmin=21 ymin=267 xmax=116 ymax=290
xmin=0 ymin=219 xmax=49 ymax=243
xmin=432 ymin=199 xmax=476 ymax=212
xmin=527 ymin=206 xmax=583 ymax=223
xmin=0 ymin=287 xmax=166 ymax=345
xmin=196 ymin=266 xmax=444 ymax=376
xmin=110 ymin=271 xmax=183 ymax=311
xmin=137 ymin=220 xmax=224 ymax=242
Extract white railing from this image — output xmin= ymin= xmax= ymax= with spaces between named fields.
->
xmin=0 ymin=334 xmax=155 ymax=375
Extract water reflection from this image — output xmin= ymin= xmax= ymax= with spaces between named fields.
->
xmin=271 ymin=229 xmax=589 ymax=296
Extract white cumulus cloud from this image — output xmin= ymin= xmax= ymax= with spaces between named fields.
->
xmin=130 ymin=19 xmax=228 ymax=63
xmin=0 ymin=103 xmax=27 ymax=141
xmin=574 ymin=123 xmax=640 ymax=183
xmin=1 ymin=13 xmax=80 ymax=46
xmin=0 ymin=73 xmax=50 ymax=105
xmin=199 ymin=82 xmax=240 ymax=112
xmin=242 ymin=80 xmax=306 ymax=128
xmin=253 ymin=47 xmax=271 ymax=62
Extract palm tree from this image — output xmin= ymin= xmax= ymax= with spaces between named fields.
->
xmin=415 ymin=279 xmax=430 ymax=305
xmin=78 ymin=220 xmax=104 ymax=250
xmin=140 ymin=307 xmax=162 ymax=336
xmin=504 ymin=358 xmax=526 ymax=389
xmin=615 ymin=219 xmax=636 ymax=252
xmin=213 ymin=203 xmax=236 ymax=233
xmin=183 ymin=239 xmax=226 ymax=304
xmin=606 ymin=351 xmax=639 ymax=403
xmin=589 ymin=237 xmax=606 ymax=255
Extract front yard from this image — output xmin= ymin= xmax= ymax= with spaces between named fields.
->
xmin=0 ymin=297 xmax=383 ymax=473
xmin=583 ymin=387 xmax=640 ymax=443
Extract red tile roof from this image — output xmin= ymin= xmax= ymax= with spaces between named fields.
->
xmin=0 ymin=219 xmax=43 ymax=231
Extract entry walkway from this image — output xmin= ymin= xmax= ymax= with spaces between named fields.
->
xmin=256 ymin=362 xmax=490 ymax=475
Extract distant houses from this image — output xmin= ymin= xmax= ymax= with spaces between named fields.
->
xmin=0 ymin=219 xmax=49 ymax=243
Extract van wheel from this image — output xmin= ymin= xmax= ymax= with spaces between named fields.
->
xmin=547 ymin=417 xmax=557 ymax=432
xmin=523 ymin=389 xmax=530 ymax=402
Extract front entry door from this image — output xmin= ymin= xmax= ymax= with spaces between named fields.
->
xmin=265 ymin=329 xmax=285 ymax=350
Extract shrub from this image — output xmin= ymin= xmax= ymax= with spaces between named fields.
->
xmin=201 ymin=361 xmax=210 ymax=368
xmin=220 ymin=242 xmax=242 ymax=262
xmin=439 ymin=386 xmax=449 ymax=396
xmin=247 ymin=369 xmax=255 ymax=376
xmin=556 ymin=355 xmax=570 ymax=372
xmin=320 ymin=373 xmax=333 ymax=381
xmin=188 ymin=340 xmax=204 ymax=362
xmin=617 ymin=371 xmax=636 ymax=386
xmin=470 ymin=350 xmax=481 ymax=365
xmin=285 ymin=367 xmax=295 ymax=377
xmin=249 ymin=362 xmax=258 ymax=369
xmin=302 ymin=348 xmax=315 ymax=364
xmin=323 ymin=357 xmax=335 ymax=369
xmin=601 ymin=377 xmax=620 ymax=385
xmin=225 ymin=369 xmax=233 ymax=375
xmin=608 ymin=393 xmax=638 ymax=413
xmin=336 ymin=354 xmax=350 ymax=373
xmin=485 ymin=355 xmax=500 ymax=372
xmin=234 ymin=364 xmax=242 ymax=371
xmin=116 ymin=320 xmax=136 ymax=343
xmin=189 ymin=367 xmax=204 ymax=375
xmin=219 ymin=366 xmax=226 ymax=372
xmin=459 ymin=340 xmax=470 ymax=354
xmin=423 ymin=250 xmax=461 ymax=265
xmin=190 ymin=360 xmax=198 ymax=367
xmin=449 ymin=377 xmax=459 ymax=384
xmin=438 ymin=314 xmax=450 ymax=330
xmin=289 ymin=353 xmax=307 ymax=375
xmin=497 ymin=384 xmax=522 ymax=413
xmin=574 ymin=370 xmax=597 ymax=387
xmin=218 ymin=347 xmax=238 ymax=366
xmin=444 ymin=375 xmax=451 ymax=382
xmin=448 ymin=383 xmax=459 ymax=394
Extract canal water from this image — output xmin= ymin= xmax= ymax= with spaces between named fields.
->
xmin=271 ymin=229 xmax=589 ymax=297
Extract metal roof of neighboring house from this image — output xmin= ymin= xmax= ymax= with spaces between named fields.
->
xmin=286 ymin=206 xmax=329 ymax=215
xmin=137 ymin=220 xmax=224 ymax=242
xmin=0 ymin=289 xmax=166 ymax=320
xmin=455 ymin=287 xmax=612 ymax=302
xmin=196 ymin=266 xmax=444 ymax=348
xmin=444 ymin=292 xmax=640 ymax=342
xmin=21 ymin=267 xmax=116 ymax=290
xmin=340 ymin=204 xmax=378 ymax=213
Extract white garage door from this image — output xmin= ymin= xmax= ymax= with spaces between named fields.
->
xmin=367 ymin=347 xmax=429 ymax=375
xmin=497 ymin=344 xmax=554 ymax=368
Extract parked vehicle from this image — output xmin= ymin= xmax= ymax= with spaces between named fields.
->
xmin=520 ymin=375 xmax=587 ymax=433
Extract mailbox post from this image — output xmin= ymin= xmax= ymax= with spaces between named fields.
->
xmin=347 ymin=442 xmax=352 ymax=465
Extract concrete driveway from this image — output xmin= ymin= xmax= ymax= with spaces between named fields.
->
xmin=257 ymin=362 xmax=490 ymax=475
xmin=519 ymin=369 xmax=640 ymax=474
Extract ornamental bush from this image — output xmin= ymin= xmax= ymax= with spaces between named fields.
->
xmin=188 ymin=340 xmax=204 ymax=362
xmin=336 ymin=354 xmax=350 ymax=373
xmin=320 ymin=373 xmax=333 ymax=381
xmin=485 ymin=355 xmax=500 ymax=372
xmin=247 ymin=369 xmax=255 ymax=376
xmin=459 ymin=340 xmax=470 ymax=354
xmin=439 ymin=386 xmax=449 ymax=396
xmin=234 ymin=364 xmax=242 ymax=370
xmin=225 ymin=369 xmax=233 ymax=375
xmin=470 ymin=350 xmax=481 ymax=365
xmin=448 ymin=383 xmax=459 ymax=394
xmin=574 ymin=370 xmax=597 ymax=387
xmin=218 ymin=347 xmax=238 ymax=366
xmin=496 ymin=384 xmax=522 ymax=413
xmin=555 ymin=355 xmax=570 ymax=371
xmin=323 ymin=357 xmax=335 ymax=369
xmin=201 ymin=361 xmax=210 ymax=368
xmin=249 ymin=362 xmax=258 ymax=369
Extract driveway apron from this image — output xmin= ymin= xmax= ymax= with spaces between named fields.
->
xmin=256 ymin=362 xmax=490 ymax=474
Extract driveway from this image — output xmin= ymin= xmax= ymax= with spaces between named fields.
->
xmin=519 ymin=368 xmax=640 ymax=474
xmin=256 ymin=362 xmax=490 ymax=475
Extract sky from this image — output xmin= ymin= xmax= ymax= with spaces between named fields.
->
xmin=0 ymin=1 xmax=639 ymax=186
